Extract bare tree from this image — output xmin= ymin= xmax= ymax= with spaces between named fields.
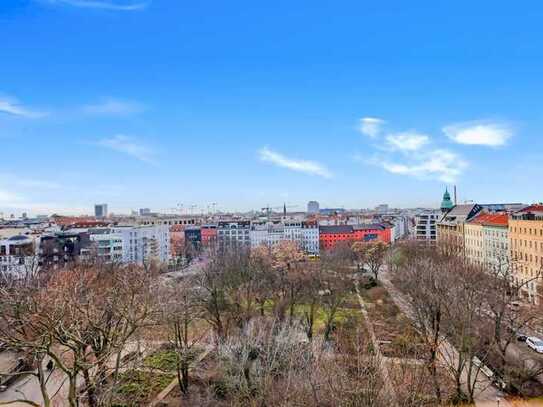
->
xmin=0 ymin=262 xmax=157 ymax=407
xmin=352 ymin=241 xmax=388 ymax=281
xmin=159 ymin=280 xmax=207 ymax=396
xmin=391 ymin=243 xmax=449 ymax=403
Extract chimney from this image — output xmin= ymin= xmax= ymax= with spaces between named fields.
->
xmin=454 ymin=185 xmax=457 ymax=205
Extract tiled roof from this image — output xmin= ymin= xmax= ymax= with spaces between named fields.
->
xmin=353 ymin=223 xmax=386 ymax=231
xmin=469 ymin=212 xmax=508 ymax=227
xmin=319 ymin=225 xmax=353 ymax=234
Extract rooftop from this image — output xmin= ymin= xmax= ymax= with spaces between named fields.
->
xmin=469 ymin=212 xmax=508 ymax=227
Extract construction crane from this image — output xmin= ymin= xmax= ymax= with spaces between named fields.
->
xmin=261 ymin=204 xmax=299 ymax=215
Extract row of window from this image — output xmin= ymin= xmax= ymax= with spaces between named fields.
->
xmin=510 ymin=226 xmax=543 ymax=236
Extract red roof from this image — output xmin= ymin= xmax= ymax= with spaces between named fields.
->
xmin=469 ymin=212 xmax=508 ymax=227
xmin=519 ymin=204 xmax=543 ymax=213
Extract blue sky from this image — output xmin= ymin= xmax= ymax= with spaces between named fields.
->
xmin=1 ymin=0 xmax=542 ymax=215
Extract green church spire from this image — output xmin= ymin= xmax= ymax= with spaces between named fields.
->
xmin=441 ymin=187 xmax=454 ymax=212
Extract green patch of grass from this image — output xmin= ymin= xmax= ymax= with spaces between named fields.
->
xmin=144 ymin=350 xmax=178 ymax=372
xmin=292 ymin=303 xmax=363 ymax=332
xmin=113 ymin=369 xmax=174 ymax=406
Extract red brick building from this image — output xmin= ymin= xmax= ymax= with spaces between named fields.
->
xmin=319 ymin=224 xmax=391 ymax=250
xmin=170 ymin=224 xmax=185 ymax=257
xmin=201 ymin=225 xmax=218 ymax=247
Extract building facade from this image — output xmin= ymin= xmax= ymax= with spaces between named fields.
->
xmin=86 ymin=229 xmax=124 ymax=263
xmin=117 ymin=225 xmax=170 ymax=265
xmin=249 ymin=220 xmax=319 ymax=254
xmin=201 ymin=225 xmax=218 ymax=248
xmin=319 ymin=224 xmax=391 ymax=250
xmin=464 ymin=212 xmax=509 ymax=270
xmin=437 ymin=204 xmax=483 ymax=250
xmin=307 ymin=201 xmax=320 ymax=214
xmin=0 ymin=235 xmax=36 ymax=276
xmin=414 ymin=210 xmax=441 ymax=241
xmin=94 ymin=204 xmax=108 ymax=218
xmin=509 ymin=205 xmax=543 ymax=302
xmin=217 ymin=221 xmax=251 ymax=250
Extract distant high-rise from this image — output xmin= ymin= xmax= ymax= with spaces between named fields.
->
xmin=307 ymin=201 xmax=320 ymax=214
xmin=375 ymin=204 xmax=389 ymax=213
xmin=94 ymin=203 xmax=108 ymax=218
xmin=139 ymin=208 xmax=151 ymax=216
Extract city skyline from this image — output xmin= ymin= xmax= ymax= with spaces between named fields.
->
xmin=2 ymin=1 xmax=543 ymax=215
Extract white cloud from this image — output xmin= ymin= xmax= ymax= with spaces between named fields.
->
xmin=359 ymin=117 xmax=385 ymax=138
xmin=386 ymin=131 xmax=430 ymax=152
xmin=0 ymin=96 xmax=47 ymax=118
xmin=83 ymin=98 xmax=145 ymax=116
xmin=44 ymin=0 xmax=148 ymax=10
xmin=258 ymin=147 xmax=333 ymax=179
xmin=443 ymin=121 xmax=513 ymax=147
xmin=98 ymin=135 xmax=155 ymax=163
xmin=379 ymin=149 xmax=467 ymax=183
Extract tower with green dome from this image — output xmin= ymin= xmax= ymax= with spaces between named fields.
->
xmin=440 ymin=188 xmax=454 ymax=213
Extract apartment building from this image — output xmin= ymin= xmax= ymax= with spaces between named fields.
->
xmin=465 ymin=217 xmax=485 ymax=266
xmin=319 ymin=223 xmax=391 ymax=250
xmin=78 ymin=225 xmax=170 ymax=265
xmin=483 ymin=214 xmax=509 ymax=272
xmin=249 ymin=220 xmax=319 ymax=254
xmin=301 ymin=221 xmax=320 ymax=254
xmin=413 ymin=210 xmax=441 ymax=241
xmin=217 ymin=221 xmax=251 ymax=250
xmin=39 ymin=231 xmax=91 ymax=269
xmin=0 ymin=235 xmax=36 ymax=276
xmin=465 ymin=213 xmax=509 ymax=270
xmin=509 ymin=205 xmax=543 ymax=302
xmin=201 ymin=225 xmax=218 ymax=248
xmin=117 ymin=225 xmax=170 ymax=265
xmin=86 ymin=228 xmax=124 ymax=263
xmin=437 ymin=204 xmax=483 ymax=249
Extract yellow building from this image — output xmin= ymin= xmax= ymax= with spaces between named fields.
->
xmin=465 ymin=219 xmax=484 ymax=266
xmin=437 ymin=203 xmax=482 ymax=251
xmin=509 ymin=205 xmax=543 ymax=302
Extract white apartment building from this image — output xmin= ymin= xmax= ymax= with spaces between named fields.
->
xmin=413 ymin=210 xmax=441 ymax=241
xmin=84 ymin=225 xmax=171 ymax=265
xmin=117 ymin=225 xmax=170 ymax=265
xmin=87 ymin=230 xmax=124 ymax=263
xmin=249 ymin=221 xmax=319 ymax=254
xmin=484 ymin=223 xmax=509 ymax=271
xmin=465 ymin=213 xmax=509 ymax=273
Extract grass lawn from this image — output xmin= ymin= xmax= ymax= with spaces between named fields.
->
xmin=111 ymin=369 xmax=175 ymax=407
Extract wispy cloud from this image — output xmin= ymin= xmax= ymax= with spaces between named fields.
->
xmin=379 ymin=149 xmax=468 ymax=183
xmin=44 ymin=0 xmax=149 ymax=11
xmin=385 ymin=131 xmax=430 ymax=152
xmin=97 ymin=135 xmax=155 ymax=163
xmin=443 ymin=120 xmax=513 ymax=147
xmin=83 ymin=98 xmax=145 ymax=116
xmin=0 ymin=96 xmax=47 ymax=118
xmin=358 ymin=115 xmax=471 ymax=182
xmin=359 ymin=117 xmax=385 ymax=138
xmin=258 ymin=147 xmax=333 ymax=179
